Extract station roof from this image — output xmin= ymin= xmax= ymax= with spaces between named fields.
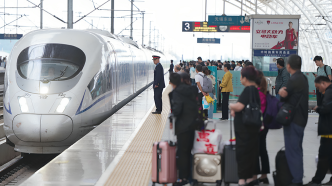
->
xmin=231 ymin=0 xmax=332 ymax=71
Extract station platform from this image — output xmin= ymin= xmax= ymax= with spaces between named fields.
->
xmin=20 ymin=75 xmax=327 ymax=185
xmin=20 ymin=73 xmax=172 ymax=186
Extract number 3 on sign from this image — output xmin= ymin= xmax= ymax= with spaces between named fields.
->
xmin=185 ymin=23 xmax=190 ymax=31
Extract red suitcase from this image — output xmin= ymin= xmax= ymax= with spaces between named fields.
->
xmin=151 ymin=141 xmax=177 ymax=185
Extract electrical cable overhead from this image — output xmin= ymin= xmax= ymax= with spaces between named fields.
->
xmin=83 ymin=19 xmax=98 ymax=29
xmin=26 ymin=0 xmax=66 ymax=23
xmin=74 ymin=0 xmax=111 ymax=24
xmin=91 ymin=0 xmax=96 ymax=9
xmin=118 ymin=18 xmax=138 ymax=35
xmin=0 ymin=15 xmax=25 ymax=29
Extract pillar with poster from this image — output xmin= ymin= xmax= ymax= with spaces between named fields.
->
xmin=249 ymin=15 xmax=301 ymax=71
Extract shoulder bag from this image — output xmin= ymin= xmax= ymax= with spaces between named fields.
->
xmin=276 ymin=95 xmax=303 ymax=126
xmin=242 ymin=87 xmax=262 ymax=127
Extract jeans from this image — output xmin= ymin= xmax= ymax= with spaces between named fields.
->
xmin=191 ymin=79 xmax=196 ymax=86
xmin=283 ymin=122 xmax=305 ymax=184
xmin=312 ymin=138 xmax=332 ymax=184
xmin=208 ymin=94 xmax=215 ymax=119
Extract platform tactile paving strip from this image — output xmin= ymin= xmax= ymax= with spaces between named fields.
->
xmin=104 ymin=85 xmax=172 ymax=186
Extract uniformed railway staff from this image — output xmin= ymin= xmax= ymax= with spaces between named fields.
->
xmin=152 ymin=55 xmax=165 ymax=114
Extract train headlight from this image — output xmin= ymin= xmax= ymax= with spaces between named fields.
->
xmin=56 ymin=98 xmax=71 ymax=113
xmin=18 ymin=97 xmax=29 ymax=113
xmin=40 ymin=87 xmax=49 ymax=94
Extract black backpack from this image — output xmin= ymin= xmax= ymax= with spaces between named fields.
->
xmin=317 ymin=65 xmax=332 ymax=77
xmin=273 ymin=148 xmax=293 ymax=186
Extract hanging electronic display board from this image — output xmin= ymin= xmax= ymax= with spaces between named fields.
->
xmin=182 ymin=21 xmax=250 ymax=33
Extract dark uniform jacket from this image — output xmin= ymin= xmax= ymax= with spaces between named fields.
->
xmin=316 ymin=84 xmax=332 ymax=135
xmin=169 ymin=64 xmax=174 ymax=72
xmin=169 ymin=84 xmax=198 ymax=135
xmin=154 ymin=63 xmax=165 ymax=88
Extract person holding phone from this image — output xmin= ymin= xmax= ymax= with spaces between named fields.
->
xmin=314 ymin=56 xmax=332 ymax=106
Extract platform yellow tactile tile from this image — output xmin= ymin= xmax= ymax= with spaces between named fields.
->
xmin=104 ymin=85 xmax=172 ymax=186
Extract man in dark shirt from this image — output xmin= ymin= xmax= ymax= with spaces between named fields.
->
xmin=197 ymin=57 xmax=205 ymax=66
xmin=169 ymin=60 xmax=174 ymax=73
xmin=279 ymin=55 xmax=309 ymax=186
xmin=230 ymin=61 xmax=236 ymax=70
xmin=152 ymin=55 xmax=165 ymax=114
xmin=305 ymin=76 xmax=332 ymax=186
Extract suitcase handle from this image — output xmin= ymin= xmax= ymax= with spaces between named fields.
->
xmin=230 ymin=115 xmax=234 ymax=148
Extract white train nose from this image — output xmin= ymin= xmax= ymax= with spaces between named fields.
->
xmin=13 ymin=114 xmax=73 ymax=142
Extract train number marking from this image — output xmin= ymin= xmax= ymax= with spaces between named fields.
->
xmin=184 ymin=23 xmax=190 ymax=31
xmin=40 ymin=95 xmax=48 ymax=99
xmin=59 ymin=93 xmax=66 ymax=98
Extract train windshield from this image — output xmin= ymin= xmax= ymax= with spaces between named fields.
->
xmin=17 ymin=44 xmax=86 ymax=81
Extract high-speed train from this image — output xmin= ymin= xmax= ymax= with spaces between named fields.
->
xmin=3 ymin=29 xmax=169 ymax=154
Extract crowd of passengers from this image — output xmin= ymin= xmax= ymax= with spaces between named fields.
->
xmin=167 ymin=55 xmax=332 ymax=186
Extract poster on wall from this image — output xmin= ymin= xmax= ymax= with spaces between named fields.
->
xmin=252 ymin=19 xmax=299 ymax=50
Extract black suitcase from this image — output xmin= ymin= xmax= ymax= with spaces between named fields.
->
xmin=273 ymin=148 xmax=293 ymax=186
xmin=223 ymin=116 xmax=239 ymax=186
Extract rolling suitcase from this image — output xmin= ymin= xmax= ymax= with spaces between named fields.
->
xmin=192 ymin=153 xmax=222 ymax=186
xmin=223 ymin=116 xmax=239 ymax=186
xmin=151 ymin=120 xmax=177 ymax=185
xmin=273 ymin=147 xmax=292 ymax=186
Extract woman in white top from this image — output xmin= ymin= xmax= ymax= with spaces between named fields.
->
xmin=234 ymin=61 xmax=243 ymax=71
xmin=189 ymin=64 xmax=196 ymax=85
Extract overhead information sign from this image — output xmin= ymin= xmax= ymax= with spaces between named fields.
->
xmin=208 ymin=16 xmax=250 ymax=26
xmin=182 ymin=21 xmax=250 ymax=33
xmin=0 ymin=34 xmax=23 ymax=40
xmin=253 ymin=49 xmax=297 ymax=57
xmin=197 ymin=38 xmax=220 ymax=44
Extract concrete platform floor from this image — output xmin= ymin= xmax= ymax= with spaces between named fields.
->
xmin=150 ymin=111 xmax=326 ymax=186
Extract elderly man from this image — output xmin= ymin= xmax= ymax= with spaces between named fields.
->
xmin=152 ymin=55 xmax=165 ymax=114
xmin=174 ymin=65 xmax=181 ymax=73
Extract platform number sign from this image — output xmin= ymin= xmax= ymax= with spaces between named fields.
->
xmin=182 ymin=22 xmax=194 ymax=32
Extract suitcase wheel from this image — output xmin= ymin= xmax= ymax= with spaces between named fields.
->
xmin=224 ymin=182 xmax=230 ymax=186
xmin=216 ymin=180 xmax=222 ymax=186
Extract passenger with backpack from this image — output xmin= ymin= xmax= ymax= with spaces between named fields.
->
xmin=278 ymin=55 xmax=309 ymax=186
xmin=219 ymin=64 xmax=233 ymax=120
xmin=314 ymin=56 xmax=332 ymax=106
xmin=195 ymin=65 xmax=212 ymax=121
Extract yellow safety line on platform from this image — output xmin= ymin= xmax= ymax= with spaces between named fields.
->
xmin=104 ymin=85 xmax=172 ymax=186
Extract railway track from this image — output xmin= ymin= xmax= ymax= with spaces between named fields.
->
xmin=0 ymin=102 xmax=57 ymax=186
xmin=0 ymin=154 xmax=57 ymax=186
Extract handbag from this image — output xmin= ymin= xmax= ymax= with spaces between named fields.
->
xmin=242 ymin=87 xmax=262 ymax=127
xmin=276 ymin=95 xmax=303 ymax=126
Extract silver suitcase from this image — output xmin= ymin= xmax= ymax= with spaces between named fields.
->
xmin=192 ymin=153 xmax=222 ymax=186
